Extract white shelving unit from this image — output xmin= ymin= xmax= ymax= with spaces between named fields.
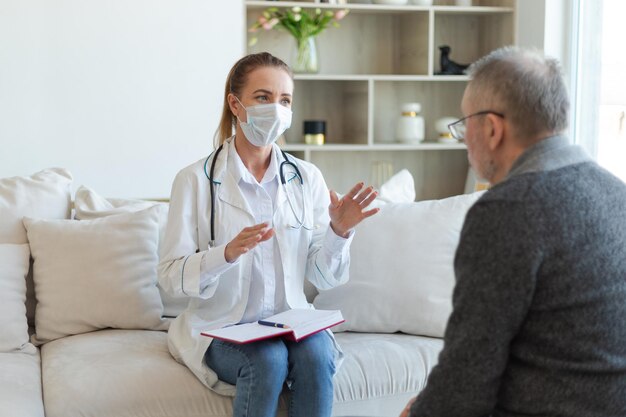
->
xmin=246 ymin=0 xmax=516 ymax=199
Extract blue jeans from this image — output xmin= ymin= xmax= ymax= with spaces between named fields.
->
xmin=204 ymin=331 xmax=336 ymax=417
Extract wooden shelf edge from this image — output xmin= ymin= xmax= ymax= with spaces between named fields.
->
xmin=281 ymin=143 xmax=466 ymax=151
xmin=246 ymin=1 xmax=514 ymax=14
xmin=294 ymin=74 xmax=469 ymax=81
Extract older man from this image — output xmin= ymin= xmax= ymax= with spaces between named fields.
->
xmin=401 ymin=47 xmax=626 ymax=417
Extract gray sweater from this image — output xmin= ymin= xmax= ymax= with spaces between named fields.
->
xmin=411 ymin=136 xmax=626 ymax=417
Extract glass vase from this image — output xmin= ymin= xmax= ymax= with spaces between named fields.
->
xmin=292 ymin=36 xmax=319 ymax=74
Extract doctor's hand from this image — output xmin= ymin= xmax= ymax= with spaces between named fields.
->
xmin=224 ymin=223 xmax=274 ymax=263
xmin=329 ymin=182 xmax=379 ymax=238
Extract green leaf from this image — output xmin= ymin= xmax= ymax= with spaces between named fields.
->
xmin=252 ymin=6 xmax=349 ymax=43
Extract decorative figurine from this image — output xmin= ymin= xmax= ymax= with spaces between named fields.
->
xmin=436 ymin=45 xmax=470 ymax=75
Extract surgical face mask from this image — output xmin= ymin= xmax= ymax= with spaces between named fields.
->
xmin=235 ymin=97 xmax=292 ymax=147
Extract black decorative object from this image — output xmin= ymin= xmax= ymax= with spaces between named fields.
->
xmin=436 ymin=45 xmax=470 ymax=75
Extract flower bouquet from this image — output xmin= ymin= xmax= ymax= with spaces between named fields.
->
xmin=249 ymin=7 xmax=349 ymax=73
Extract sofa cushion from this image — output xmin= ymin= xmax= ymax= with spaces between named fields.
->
xmin=0 ymin=244 xmax=35 ymax=353
xmin=0 ymin=351 xmax=45 ymax=417
xmin=0 ymin=168 xmax=72 ymax=244
xmin=23 ymin=207 xmax=168 ymax=345
xmin=74 ymin=185 xmax=188 ymax=318
xmin=315 ymin=192 xmax=484 ymax=338
xmin=0 ymin=168 xmax=73 ymax=327
xmin=332 ymin=332 xmax=443 ymax=417
xmin=40 ymin=329 xmax=442 ymax=417
xmin=41 ymin=329 xmax=289 ymax=417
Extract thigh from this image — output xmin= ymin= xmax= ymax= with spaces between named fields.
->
xmin=204 ymin=338 xmax=289 ymax=385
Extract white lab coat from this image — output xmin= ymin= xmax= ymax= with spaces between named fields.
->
xmin=158 ymin=138 xmax=351 ymax=395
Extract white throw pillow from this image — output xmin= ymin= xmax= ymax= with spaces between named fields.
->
xmin=0 ymin=168 xmax=72 ymax=244
xmin=377 ymin=169 xmax=416 ymax=204
xmin=74 ymin=185 xmax=187 ymax=317
xmin=0 ymin=244 xmax=36 ymax=353
xmin=314 ymin=191 xmax=484 ymax=338
xmin=23 ymin=207 xmax=168 ymax=345
xmin=73 ymin=185 xmax=169 ymax=241
xmin=0 ymin=168 xmax=73 ymax=328
xmin=304 ymin=170 xmax=417 ymax=303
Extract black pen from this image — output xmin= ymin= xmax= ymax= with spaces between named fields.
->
xmin=258 ymin=320 xmax=290 ymax=329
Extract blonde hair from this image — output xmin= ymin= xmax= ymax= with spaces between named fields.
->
xmin=213 ymin=52 xmax=293 ymax=148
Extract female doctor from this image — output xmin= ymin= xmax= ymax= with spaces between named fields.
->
xmin=158 ymin=52 xmax=378 ymax=417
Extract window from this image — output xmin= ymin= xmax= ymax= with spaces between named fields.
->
xmin=573 ymin=0 xmax=626 ymax=182
xmin=596 ymin=0 xmax=626 ymax=181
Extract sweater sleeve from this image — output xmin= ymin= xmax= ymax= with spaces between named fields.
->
xmin=410 ymin=199 xmax=541 ymax=417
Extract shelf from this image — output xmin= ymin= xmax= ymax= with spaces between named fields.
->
xmin=294 ymin=74 xmax=469 ymax=81
xmin=373 ymin=80 xmax=466 ymax=141
xmin=246 ymin=1 xmax=514 ymax=14
xmin=281 ymin=143 xmax=466 ymax=151
xmin=249 ymin=9 xmax=430 ymax=75
xmin=306 ymin=148 xmax=469 ymax=201
xmin=246 ymin=0 xmax=515 ymax=200
xmin=288 ymin=79 xmax=368 ymax=145
xmin=433 ymin=11 xmax=515 ymax=72
xmin=433 ymin=6 xmax=514 ymax=14
xmin=248 ymin=5 xmax=514 ymax=76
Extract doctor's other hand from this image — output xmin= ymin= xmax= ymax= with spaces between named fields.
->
xmin=224 ymin=223 xmax=274 ymax=263
xmin=399 ymin=396 xmax=416 ymax=417
xmin=329 ymin=182 xmax=379 ymax=238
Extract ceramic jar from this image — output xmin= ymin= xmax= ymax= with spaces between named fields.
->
xmin=396 ymin=102 xmax=425 ymax=143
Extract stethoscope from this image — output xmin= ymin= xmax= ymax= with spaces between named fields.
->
xmin=203 ymin=143 xmax=315 ymax=248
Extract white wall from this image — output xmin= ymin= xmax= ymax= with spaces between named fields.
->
xmin=516 ymin=0 xmax=574 ymax=76
xmin=0 ymin=0 xmax=245 ymax=198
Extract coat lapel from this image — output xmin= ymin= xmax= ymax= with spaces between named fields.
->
xmin=212 ymin=140 xmax=255 ymax=220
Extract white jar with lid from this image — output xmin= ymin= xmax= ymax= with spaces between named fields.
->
xmin=435 ymin=117 xmax=459 ymax=143
xmin=396 ymin=102 xmax=425 ymax=143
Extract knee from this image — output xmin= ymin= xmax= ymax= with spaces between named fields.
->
xmin=290 ymin=333 xmax=336 ymax=377
xmin=245 ymin=340 xmax=289 ymax=384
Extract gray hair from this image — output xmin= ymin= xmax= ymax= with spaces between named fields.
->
xmin=466 ymin=46 xmax=569 ymax=140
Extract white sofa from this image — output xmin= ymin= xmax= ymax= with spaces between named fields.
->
xmin=0 ymin=168 xmax=482 ymax=417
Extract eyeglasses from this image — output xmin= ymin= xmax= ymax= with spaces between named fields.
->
xmin=448 ymin=110 xmax=505 ymax=141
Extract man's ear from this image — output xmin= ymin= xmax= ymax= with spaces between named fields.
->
xmin=485 ymin=113 xmax=505 ymax=151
